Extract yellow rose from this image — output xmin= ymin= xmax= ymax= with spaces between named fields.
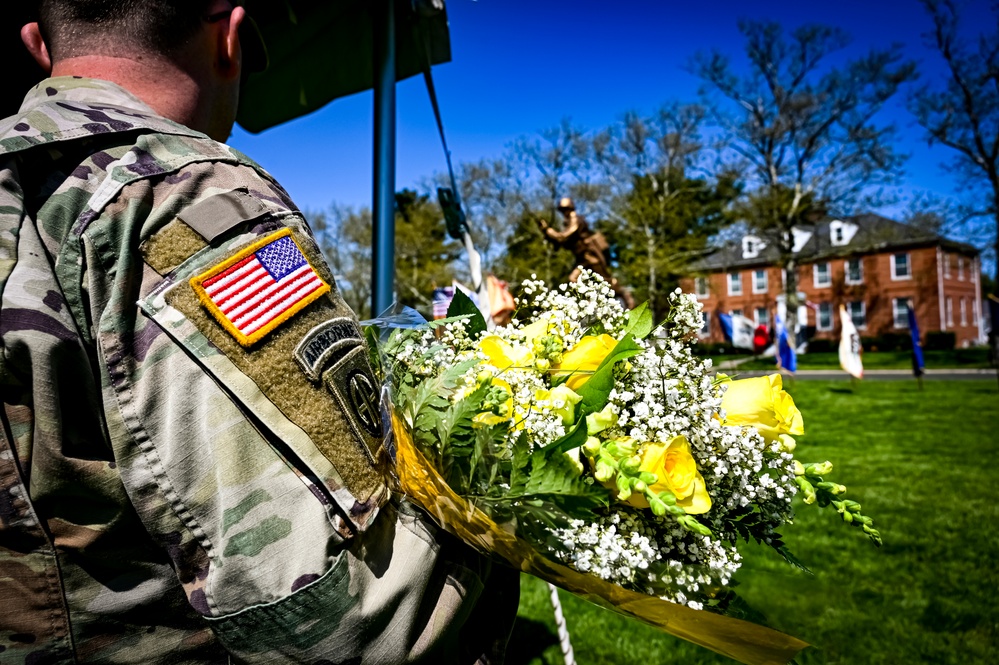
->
xmin=627 ymin=435 xmax=711 ymax=514
xmin=477 ymin=336 xmax=533 ymax=371
xmin=720 ymin=374 xmax=804 ymax=440
xmin=554 ymin=334 xmax=617 ymax=390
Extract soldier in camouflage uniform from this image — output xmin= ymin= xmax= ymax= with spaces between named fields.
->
xmin=0 ymin=1 xmax=516 ymax=663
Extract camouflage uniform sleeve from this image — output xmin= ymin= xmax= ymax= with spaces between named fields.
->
xmin=82 ymin=158 xmax=505 ymax=663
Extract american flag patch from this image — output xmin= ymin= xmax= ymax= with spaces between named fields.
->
xmin=190 ymin=228 xmax=330 ymax=347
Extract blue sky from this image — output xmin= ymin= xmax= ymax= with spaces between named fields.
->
xmin=229 ymin=0 xmax=993 ymax=221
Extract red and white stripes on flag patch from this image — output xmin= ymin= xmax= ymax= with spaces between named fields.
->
xmin=190 ymin=228 xmax=330 ymax=347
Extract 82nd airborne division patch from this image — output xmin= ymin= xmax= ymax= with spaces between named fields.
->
xmin=190 ymin=228 xmax=330 ymax=347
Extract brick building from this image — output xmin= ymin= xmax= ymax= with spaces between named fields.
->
xmin=681 ymin=214 xmax=985 ymax=348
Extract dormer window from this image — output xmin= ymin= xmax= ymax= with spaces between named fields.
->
xmin=829 ymin=220 xmax=857 ymax=247
xmin=742 ymin=235 xmax=764 ymax=259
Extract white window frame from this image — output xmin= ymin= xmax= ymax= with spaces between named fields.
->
xmin=754 ymin=307 xmax=769 ymax=329
xmin=694 ymin=276 xmax=709 ymax=299
xmin=945 ymin=297 xmax=953 ymax=327
xmin=943 ymin=254 xmax=951 ymax=278
xmin=752 ymin=269 xmax=768 ymax=294
xmin=728 ymin=272 xmax=742 ymax=296
xmin=892 ymin=298 xmax=910 ymax=329
xmin=848 ymin=300 xmax=867 ymax=330
xmin=960 ymin=298 xmax=967 ymax=326
xmin=891 ymin=252 xmax=912 ymax=280
xmin=817 ymin=302 xmax=833 ymax=331
xmin=845 ymin=258 xmax=863 ymax=285
xmin=958 ymin=257 xmax=965 ymax=281
xmin=813 ymin=262 xmax=831 ymax=288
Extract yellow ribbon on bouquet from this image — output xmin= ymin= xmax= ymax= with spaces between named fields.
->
xmin=392 ymin=416 xmax=808 ymax=665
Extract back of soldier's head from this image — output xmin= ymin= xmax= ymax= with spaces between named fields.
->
xmin=38 ymin=0 xmax=213 ymax=62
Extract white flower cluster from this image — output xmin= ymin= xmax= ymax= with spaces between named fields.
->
xmin=388 ymin=275 xmax=799 ymax=610
xmin=544 ymin=287 xmax=796 ymax=606
xmin=518 ymin=269 xmax=627 ymax=336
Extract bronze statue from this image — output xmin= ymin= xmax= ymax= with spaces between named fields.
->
xmin=537 ymin=197 xmax=636 ymax=308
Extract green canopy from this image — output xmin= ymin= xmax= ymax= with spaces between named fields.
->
xmin=237 ymin=0 xmax=451 ymax=133
xmin=2 ymin=1 xmax=452 ymax=129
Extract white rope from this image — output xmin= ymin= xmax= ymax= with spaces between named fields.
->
xmin=547 ymin=583 xmax=576 ymax=665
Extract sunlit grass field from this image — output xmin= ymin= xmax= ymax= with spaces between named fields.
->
xmin=506 ymin=380 xmax=999 ymax=665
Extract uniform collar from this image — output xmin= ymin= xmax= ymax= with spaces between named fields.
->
xmin=0 ymin=76 xmax=206 ymax=155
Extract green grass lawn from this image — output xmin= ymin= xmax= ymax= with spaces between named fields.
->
xmin=711 ymin=348 xmax=993 ymax=371
xmin=506 ymin=380 xmax=999 ymax=665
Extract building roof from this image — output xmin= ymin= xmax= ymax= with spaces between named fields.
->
xmin=691 ymin=213 xmax=979 ymax=272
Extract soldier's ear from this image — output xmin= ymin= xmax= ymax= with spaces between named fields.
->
xmin=21 ymin=23 xmax=52 ymax=74
xmin=217 ymin=6 xmax=247 ymax=80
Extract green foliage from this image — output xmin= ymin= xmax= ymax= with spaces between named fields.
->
xmin=925 ymin=331 xmax=957 ymax=351
xmin=394 ymin=189 xmax=463 ymax=317
xmin=494 ymin=210 xmax=576 ymax=287
xmin=603 ymin=169 xmax=741 ymax=320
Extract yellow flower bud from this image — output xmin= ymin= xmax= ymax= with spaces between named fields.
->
xmin=586 ymin=404 xmax=618 ymax=435
xmin=719 ymin=374 xmax=804 ymax=440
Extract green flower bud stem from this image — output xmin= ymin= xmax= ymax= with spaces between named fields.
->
xmin=649 ymin=496 xmax=667 ymax=517
xmin=816 ymin=481 xmax=847 ymax=496
xmin=638 ymin=471 xmax=658 ymax=485
xmin=620 ymin=456 xmax=642 ymax=473
xmin=795 ymin=476 xmax=817 ymax=505
xmin=793 ymin=460 xmax=806 ymax=476
xmin=633 ymin=480 xmax=647 ymax=493
xmin=616 ymin=475 xmax=633 ymax=501
xmin=679 ymin=516 xmax=713 ymax=537
xmin=594 ymin=460 xmax=616 ymax=482
xmin=805 ymin=461 xmax=834 ymax=476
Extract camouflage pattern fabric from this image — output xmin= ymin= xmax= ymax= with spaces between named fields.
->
xmin=0 ymin=77 xmax=510 ymax=664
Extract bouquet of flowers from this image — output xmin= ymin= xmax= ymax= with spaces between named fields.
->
xmin=371 ymin=270 xmax=880 ymax=664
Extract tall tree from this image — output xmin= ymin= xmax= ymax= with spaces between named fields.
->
xmin=394 ymin=189 xmax=462 ymax=317
xmin=608 ymin=169 xmax=740 ymax=320
xmin=592 ymin=103 xmax=741 ymax=319
xmin=910 ymin=0 xmax=999 ymax=284
xmin=307 ymin=204 xmax=373 ymax=318
xmin=693 ymin=20 xmax=917 ymax=343
xmin=307 ymin=191 xmax=459 ymax=320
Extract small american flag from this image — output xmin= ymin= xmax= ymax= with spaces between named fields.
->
xmin=432 ymin=286 xmax=455 ymax=320
xmin=192 ymin=229 xmax=330 ymax=346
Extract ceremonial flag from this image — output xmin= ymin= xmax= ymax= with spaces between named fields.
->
xmin=907 ymin=302 xmax=925 ymax=377
xmin=718 ymin=311 xmax=756 ymax=351
xmin=775 ymin=302 xmax=797 ymax=372
xmin=838 ymin=304 xmax=863 ymax=379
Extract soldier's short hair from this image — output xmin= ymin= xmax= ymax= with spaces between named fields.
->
xmin=38 ymin=0 xmax=214 ymax=62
